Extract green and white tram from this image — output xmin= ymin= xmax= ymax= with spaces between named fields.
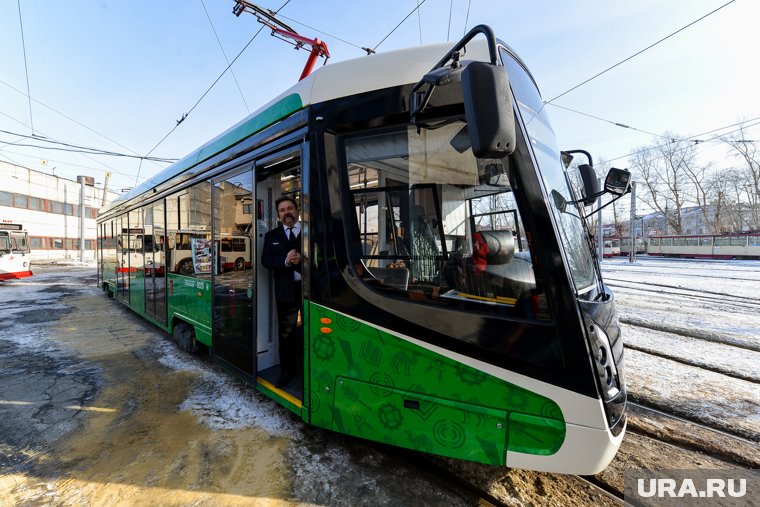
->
xmin=97 ymin=26 xmax=628 ymax=474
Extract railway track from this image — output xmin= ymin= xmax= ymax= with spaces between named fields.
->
xmin=400 ymin=449 xmax=626 ymax=506
xmin=626 ymin=402 xmax=760 ymax=468
xmin=605 ymin=277 xmax=760 ymax=311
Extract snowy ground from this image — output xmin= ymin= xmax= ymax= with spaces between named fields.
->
xmin=601 ymin=256 xmax=760 ymax=441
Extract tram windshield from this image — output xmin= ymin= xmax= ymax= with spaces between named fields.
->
xmin=501 ymin=49 xmax=596 ymax=293
xmin=346 ymin=122 xmax=546 ymax=318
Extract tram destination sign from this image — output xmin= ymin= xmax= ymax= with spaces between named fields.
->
xmin=0 ymin=223 xmax=23 ymax=231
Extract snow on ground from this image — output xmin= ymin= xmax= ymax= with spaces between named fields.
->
xmin=154 ymin=338 xmax=302 ymax=438
xmin=624 ymin=349 xmax=760 ymax=441
xmin=602 ymin=257 xmax=760 ymax=441
xmin=621 ymin=323 xmax=759 ymax=383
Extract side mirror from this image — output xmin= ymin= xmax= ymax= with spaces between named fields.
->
xmin=578 ymin=164 xmax=600 ymax=206
xmin=551 ymin=190 xmax=567 ymax=213
xmin=604 ymin=168 xmax=632 ymax=196
xmin=462 ymin=62 xmax=516 ymax=159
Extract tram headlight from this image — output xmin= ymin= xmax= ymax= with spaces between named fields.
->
xmin=588 ymin=322 xmax=620 ymax=401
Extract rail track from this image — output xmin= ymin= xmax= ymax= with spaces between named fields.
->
xmin=605 ymin=277 xmax=760 ymax=311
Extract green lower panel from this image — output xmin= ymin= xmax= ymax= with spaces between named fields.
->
xmin=307 ymin=302 xmax=566 ymax=465
xmin=508 ymin=412 xmax=565 ymax=455
xmin=332 ymin=377 xmax=507 ymax=465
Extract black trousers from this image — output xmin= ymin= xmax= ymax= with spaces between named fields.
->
xmin=276 ymin=281 xmax=302 ymax=375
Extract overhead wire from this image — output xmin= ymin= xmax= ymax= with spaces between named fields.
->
xmin=275 ymin=13 xmax=374 ymax=53
xmin=548 ymin=103 xmax=676 ymax=140
xmin=373 ymin=0 xmax=427 ymax=52
xmin=16 ymin=0 xmax=34 ymax=135
xmin=0 ymin=102 xmax=166 ymax=186
xmin=417 ymin=0 xmax=423 ymax=45
xmin=142 ymin=0 xmax=293 ymax=168
xmin=0 ymin=145 xmax=153 ymax=183
xmin=0 ymin=128 xmax=177 ymax=162
xmin=463 ymin=0 xmax=472 ymax=37
xmin=605 ymin=117 xmax=760 ymax=165
xmin=546 ymin=104 xmax=760 ymax=163
xmin=0 ymin=78 xmax=156 ymax=161
xmin=200 ymin=0 xmax=250 ymax=114
xmin=544 ymin=0 xmax=736 ymax=105
xmin=447 ymin=0 xmax=453 ymax=41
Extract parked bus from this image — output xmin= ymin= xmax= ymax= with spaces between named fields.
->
xmin=0 ymin=223 xmax=33 ymax=280
xmin=97 ymin=26 xmax=629 ymax=474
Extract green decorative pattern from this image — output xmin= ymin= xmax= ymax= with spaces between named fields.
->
xmin=307 ymin=301 xmax=566 ymax=465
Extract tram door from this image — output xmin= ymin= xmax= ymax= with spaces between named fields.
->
xmin=254 ymin=148 xmax=303 ymax=386
xmin=211 ymin=168 xmax=255 ymax=376
xmin=144 ymin=201 xmax=166 ymax=323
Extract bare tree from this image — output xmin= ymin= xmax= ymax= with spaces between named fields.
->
xmin=722 ymin=122 xmax=760 ymax=229
xmin=629 ymin=133 xmax=696 ymax=235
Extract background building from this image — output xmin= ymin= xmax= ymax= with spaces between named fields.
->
xmin=0 ymin=161 xmax=118 ymax=262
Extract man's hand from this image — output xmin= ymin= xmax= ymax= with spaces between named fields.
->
xmin=287 ymin=249 xmax=301 ymax=265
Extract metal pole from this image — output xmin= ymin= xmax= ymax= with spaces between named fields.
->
xmin=597 ymin=177 xmax=604 ymax=261
xmin=78 ymin=176 xmax=86 ymax=262
xmin=101 ymin=171 xmax=111 ymax=207
xmin=629 ymin=181 xmax=637 ymax=263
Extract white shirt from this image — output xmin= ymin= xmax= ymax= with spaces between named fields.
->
xmin=283 ymin=221 xmax=302 ymax=281
xmin=283 ymin=221 xmax=301 ymax=240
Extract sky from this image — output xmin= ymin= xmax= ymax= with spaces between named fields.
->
xmin=1 ymin=0 xmax=758 ymax=200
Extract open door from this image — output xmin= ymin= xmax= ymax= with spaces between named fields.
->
xmin=255 ymin=147 xmax=304 ymax=400
xmin=211 ymin=167 xmax=256 ymax=376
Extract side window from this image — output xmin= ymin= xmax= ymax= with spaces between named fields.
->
xmin=170 ymin=183 xmax=212 ymax=277
xmin=346 ymin=125 xmax=546 ymax=319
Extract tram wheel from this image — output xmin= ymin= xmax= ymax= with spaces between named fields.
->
xmin=172 ymin=322 xmax=198 ymax=354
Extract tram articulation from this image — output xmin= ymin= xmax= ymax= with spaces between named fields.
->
xmin=0 ymin=223 xmax=33 ymax=280
xmin=97 ymin=26 xmax=629 ymax=474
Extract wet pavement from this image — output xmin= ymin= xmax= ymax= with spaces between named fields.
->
xmin=0 ymin=266 xmax=475 ymax=506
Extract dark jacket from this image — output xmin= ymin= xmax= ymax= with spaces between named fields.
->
xmin=261 ymin=225 xmax=301 ymax=303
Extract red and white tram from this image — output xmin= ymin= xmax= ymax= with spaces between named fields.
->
xmin=647 ymin=233 xmax=760 ymax=260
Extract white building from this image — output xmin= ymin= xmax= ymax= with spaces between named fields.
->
xmin=0 ymin=161 xmax=118 ymax=262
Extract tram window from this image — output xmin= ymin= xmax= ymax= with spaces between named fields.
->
xmin=169 ymin=182 xmax=213 ymax=277
xmin=345 ymin=124 xmax=543 ymax=319
xmin=699 ymin=237 xmax=712 ymax=246
xmin=661 ymin=238 xmax=672 ymax=246
xmin=686 ymin=238 xmax=698 ymax=246
xmin=714 ymin=237 xmax=730 ymax=246
xmin=0 ymin=236 xmax=9 ymax=251
xmin=730 ymin=236 xmax=747 ymax=247
xmin=0 ymin=191 xmax=12 ymax=206
xmin=649 ymin=238 xmax=659 ymax=246
xmin=673 ymin=238 xmax=686 ymax=246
